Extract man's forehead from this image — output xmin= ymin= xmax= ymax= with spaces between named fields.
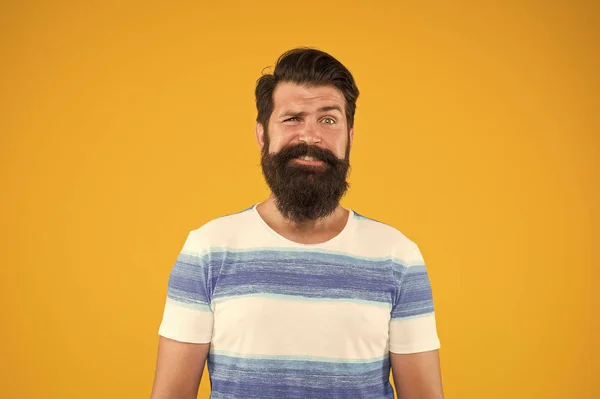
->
xmin=273 ymin=82 xmax=345 ymax=110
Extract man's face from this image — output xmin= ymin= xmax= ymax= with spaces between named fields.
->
xmin=257 ymin=82 xmax=354 ymax=222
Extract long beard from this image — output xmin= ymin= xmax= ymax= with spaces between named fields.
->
xmin=260 ymin=140 xmax=350 ymax=223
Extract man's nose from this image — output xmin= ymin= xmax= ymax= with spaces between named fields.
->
xmin=299 ymin=120 xmax=322 ymax=144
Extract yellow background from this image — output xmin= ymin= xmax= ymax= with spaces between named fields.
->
xmin=1 ymin=1 xmax=597 ymax=398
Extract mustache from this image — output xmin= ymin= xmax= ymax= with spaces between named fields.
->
xmin=270 ymin=143 xmax=344 ymax=165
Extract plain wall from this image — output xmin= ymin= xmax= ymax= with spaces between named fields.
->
xmin=1 ymin=1 xmax=598 ymax=398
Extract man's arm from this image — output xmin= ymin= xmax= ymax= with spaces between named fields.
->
xmin=390 ymin=349 xmax=444 ymax=399
xmin=150 ymin=336 xmax=210 ymax=399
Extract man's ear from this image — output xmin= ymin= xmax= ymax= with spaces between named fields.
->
xmin=256 ymin=122 xmax=266 ymax=151
xmin=348 ymin=127 xmax=354 ymax=150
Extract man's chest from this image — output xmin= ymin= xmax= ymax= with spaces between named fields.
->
xmin=206 ymin=251 xmax=395 ymax=359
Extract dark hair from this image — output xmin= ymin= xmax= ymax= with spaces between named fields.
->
xmin=255 ymin=47 xmax=360 ymax=131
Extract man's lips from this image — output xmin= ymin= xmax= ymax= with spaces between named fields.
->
xmin=292 ymin=156 xmax=327 ymax=167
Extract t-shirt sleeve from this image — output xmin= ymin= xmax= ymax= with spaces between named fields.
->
xmin=158 ymin=230 xmax=214 ymax=344
xmin=389 ymin=242 xmax=441 ymax=354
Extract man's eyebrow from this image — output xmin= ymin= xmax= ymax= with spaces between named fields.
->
xmin=279 ymin=105 xmax=343 ymax=119
xmin=279 ymin=110 xmax=307 ymax=119
xmin=318 ymin=105 xmax=343 ymax=114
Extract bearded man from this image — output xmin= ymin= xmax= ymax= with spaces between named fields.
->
xmin=151 ymin=47 xmax=444 ymax=399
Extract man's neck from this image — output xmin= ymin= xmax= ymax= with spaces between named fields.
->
xmin=256 ymin=195 xmax=349 ymax=245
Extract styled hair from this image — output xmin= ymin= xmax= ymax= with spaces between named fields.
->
xmin=255 ymin=47 xmax=360 ymax=131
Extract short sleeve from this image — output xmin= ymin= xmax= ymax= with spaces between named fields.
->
xmin=389 ymin=243 xmax=440 ymax=354
xmin=158 ymin=230 xmax=214 ymax=344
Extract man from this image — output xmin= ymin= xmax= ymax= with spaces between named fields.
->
xmin=150 ymin=48 xmax=444 ymax=399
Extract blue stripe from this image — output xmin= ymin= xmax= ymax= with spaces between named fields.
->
xmin=209 ymin=353 xmax=388 ymax=374
xmin=392 ymin=265 xmax=434 ymax=318
xmin=207 ymin=354 xmax=394 ymax=398
xmin=167 ymin=249 xmax=434 ymax=319
xmin=166 ymin=252 xmax=219 ymax=307
xmin=210 ymin=380 xmax=394 ymax=399
xmin=208 ymin=250 xmax=396 ymax=304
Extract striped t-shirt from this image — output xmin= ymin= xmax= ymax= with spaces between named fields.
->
xmin=158 ymin=204 xmax=440 ymax=399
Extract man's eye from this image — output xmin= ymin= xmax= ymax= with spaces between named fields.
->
xmin=321 ymin=118 xmax=336 ymax=124
xmin=284 ymin=117 xmax=300 ymax=122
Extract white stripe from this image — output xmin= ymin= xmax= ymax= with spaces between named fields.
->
xmin=389 ymin=313 xmax=440 ymax=354
xmin=210 ymin=296 xmax=391 ymax=360
xmin=182 ymin=205 xmax=424 ymax=264
xmin=158 ymin=298 xmax=214 ymax=344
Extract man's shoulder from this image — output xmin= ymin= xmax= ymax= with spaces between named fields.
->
xmin=205 ymin=204 xmax=257 ymax=228
xmin=352 ymin=209 xmax=413 ymax=243
xmin=351 ymin=209 xmax=422 ymax=262
xmin=182 ymin=205 xmax=258 ymax=249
